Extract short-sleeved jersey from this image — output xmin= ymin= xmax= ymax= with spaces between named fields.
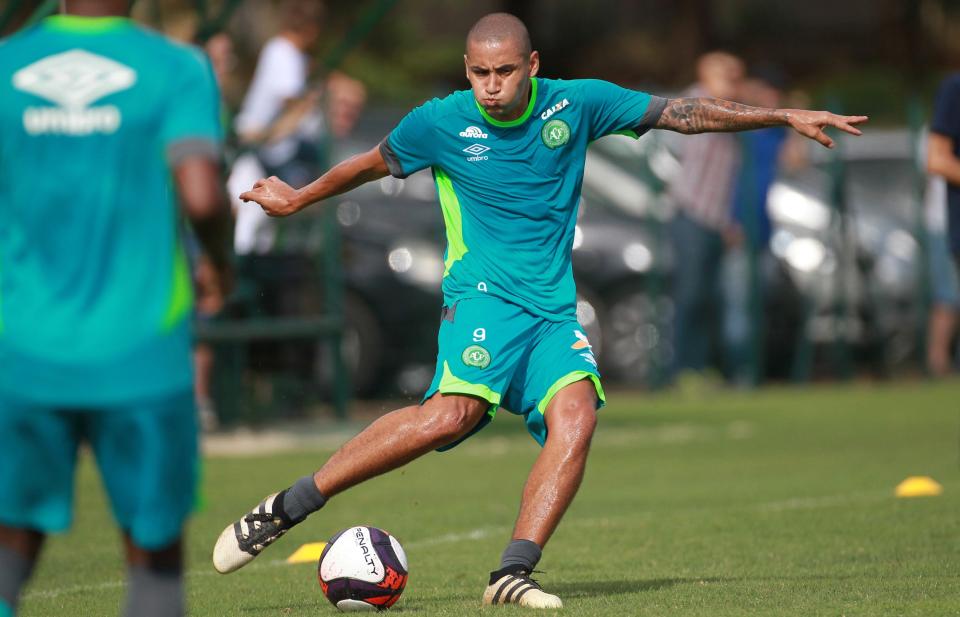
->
xmin=931 ymin=73 xmax=960 ymax=255
xmin=0 ymin=16 xmax=222 ymax=405
xmin=381 ymin=78 xmax=664 ymax=320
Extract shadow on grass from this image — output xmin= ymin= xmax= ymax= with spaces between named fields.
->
xmin=549 ymin=573 xmax=887 ymax=598
xmin=550 ymin=577 xmax=728 ymax=597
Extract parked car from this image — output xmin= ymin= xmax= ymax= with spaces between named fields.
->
xmin=765 ymin=129 xmax=924 ymax=374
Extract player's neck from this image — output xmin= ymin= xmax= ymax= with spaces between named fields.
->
xmin=61 ymin=0 xmax=129 ymax=17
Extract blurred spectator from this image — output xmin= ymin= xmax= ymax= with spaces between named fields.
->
xmin=188 ymin=30 xmax=239 ymax=431
xmin=668 ymin=51 xmax=745 ymax=381
xmin=232 ymin=0 xmax=325 ymax=255
xmin=927 ymin=72 xmax=960 ymax=375
xmin=326 ymin=71 xmax=368 ymax=140
xmin=201 ymin=30 xmax=243 ymax=146
xmin=230 ymin=0 xmax=367 ymax=255
xmin=722 ymin=72 xmax=806 ymax=386
xmin=928 ymin=73 xmax=960 ymax=278
xmin=923 ymin=175 xmax=959 ymax=376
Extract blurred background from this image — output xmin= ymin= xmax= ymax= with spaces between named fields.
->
xmin=5 ymin=0 xmax=960 ymax=428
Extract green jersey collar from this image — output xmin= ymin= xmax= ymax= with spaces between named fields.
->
xmin=475 ymin=78 xmax=538 ymax=128
xmin=44 ymin=15 xmax=132 ymax=34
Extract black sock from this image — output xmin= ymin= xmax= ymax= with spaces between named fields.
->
xmin=122 ymin=565 xmax=183 ymax=617
xmin=281 ymin=475 xmax=328 ymax=523
xmin=490 ymin=539 xmax=542 ymax=583
xmin=0 ymin=544 xmax=35 ymax=612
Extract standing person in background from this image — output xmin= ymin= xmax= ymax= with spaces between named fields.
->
xmin=234 ymin=0 xmax=326 ymax=188
xmin=668 ymin=51 xmax=745 ymax=384
xmin=927 ymin=73 xmax=960 ymax=375
xmin=923 ymin=175 xmax=960 ymax=376
xmin=192 ymin=28 xmax=240 ymax=431
xmin=0 ymin=1 xmax=232 ymax=615
xmin=230 ymin=0 xmax=367 ymax=256
xmin=232 ymin=0 xmax=325 ymax=256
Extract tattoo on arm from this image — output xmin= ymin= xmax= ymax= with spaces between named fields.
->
xmin=657 ymin=97 xmax=788 ymax=134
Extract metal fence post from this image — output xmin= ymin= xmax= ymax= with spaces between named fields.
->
xmin=827 ymin=113 xmax=854 ymax=380
xmin=908 ymin=95 xmax=931 ymax=373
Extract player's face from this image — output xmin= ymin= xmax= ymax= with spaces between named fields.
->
xmin=465 ymin=39 xmax=539 ymax=122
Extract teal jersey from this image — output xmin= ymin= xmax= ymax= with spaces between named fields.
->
xmin=0 ymin=16 xmax=222 ymax=405
xmin=381 ymin=77 xmax=665 ymax=320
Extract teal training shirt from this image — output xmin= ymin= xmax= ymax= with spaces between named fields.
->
xmin=380 ymin=77 xmax=665 ymax=321
xmin=0 ymin=16 xmax=222 ymax=405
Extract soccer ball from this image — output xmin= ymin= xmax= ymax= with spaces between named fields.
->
xmin=318 ymin=526 xmax=409 ymax=612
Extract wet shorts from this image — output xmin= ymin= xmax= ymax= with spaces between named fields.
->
xmin=423 ymin=296 xmax=605 ymax=449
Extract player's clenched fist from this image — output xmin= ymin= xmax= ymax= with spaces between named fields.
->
xmin=240 ymin=176 xmax=301 ymax=217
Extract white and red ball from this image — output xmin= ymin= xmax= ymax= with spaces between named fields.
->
xmin=318 ymin=526 xmax=408 ymax=612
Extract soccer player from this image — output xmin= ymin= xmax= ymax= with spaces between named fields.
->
xmin=214 ymin=13 xmax=866 ymax=608
xmin=0 ymin=1 xmax=231 ymax=616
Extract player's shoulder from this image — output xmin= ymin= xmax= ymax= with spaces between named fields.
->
xmin=538 ymin=77 xmax=615 ymax=93
xmin=536 ymin=77 xmax=629 ymax=104
xmin=407 ymin=89 xmax=473 ymax=125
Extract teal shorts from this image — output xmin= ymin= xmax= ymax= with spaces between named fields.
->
xmin=424 ymin=296 xmax=605 ymax=450
xmin=0 ymin=389 xmax=198 ymax=550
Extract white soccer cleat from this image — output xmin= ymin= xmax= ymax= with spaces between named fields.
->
xmin=482 ymin=571 xmax=563 ymax=609
xmin=212 ymin=492 xmax=295 ymax=574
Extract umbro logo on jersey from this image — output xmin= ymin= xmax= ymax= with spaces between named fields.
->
xmin=459 ymin=125 xmax=488 ymax=139
xmin=13 ymin=49 xmax=137 ymax=136
xmin=463 ymin=143 xmax=490 ymax=161
xmin=540 ymin=98 xmax=571 ymax=121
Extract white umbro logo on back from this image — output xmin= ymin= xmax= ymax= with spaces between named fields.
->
xmin=459 ymin=126 xmax=488 ymax=139
xmin=12 ymin=49 xmax=137 ymax=135
xmin=14 ymin=49 xmax=136 ymax=109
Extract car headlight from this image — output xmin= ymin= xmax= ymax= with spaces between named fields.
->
xmin=783 ymin=237 xmax=827 ymax=273
xmin=387 ymin=240 xmax=444 ymax=292
xmin=622 ymin=242 xmax=653 ymax=272
xmin=768 ymin=183 xmax=831 ymax=231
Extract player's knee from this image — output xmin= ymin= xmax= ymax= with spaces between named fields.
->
xmin=546 ymin=398 xmax=597 ymax=450
xmin=420 ymin=395 xmax=486 ymax=445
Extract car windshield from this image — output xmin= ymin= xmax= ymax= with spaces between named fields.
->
xmin=845 ymin=159 xmax=916 ymax=226
xmin=781 ymin=158 xmax=917 ymax=227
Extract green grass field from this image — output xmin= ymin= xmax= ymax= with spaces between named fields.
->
xmin=19 ymin=380 xmax=960 ymax=616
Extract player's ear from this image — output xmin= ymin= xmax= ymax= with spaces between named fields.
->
xmin=529 ymin=50 xmax=540 ymax=77
xmin=464 ymin=54 xmax=470 ymax=80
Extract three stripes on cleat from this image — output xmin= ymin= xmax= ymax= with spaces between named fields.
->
xmin=490 ymin=574 xmax=540 ymax=605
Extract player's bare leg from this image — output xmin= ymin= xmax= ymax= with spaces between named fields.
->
xmin=213 ymin=394 xmax=489 ymax=573
xmin=483 ymin=378 xmax=598 ymax=609
xmin=312 ymin=393 xmax=488 ymax=497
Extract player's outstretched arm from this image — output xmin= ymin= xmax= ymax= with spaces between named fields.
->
xmin=655 ymin=97 xmax=868 ymax=148
xmin=240 ymin=144 xmax=390 ymax=217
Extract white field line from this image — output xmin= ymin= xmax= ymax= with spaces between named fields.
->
xmin=20 ymin=486 xmax=916 ymax=602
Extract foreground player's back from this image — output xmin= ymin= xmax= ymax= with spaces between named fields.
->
xmin=0 ymin=15 xmax=221 ymax=405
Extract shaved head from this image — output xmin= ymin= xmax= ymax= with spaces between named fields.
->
xmin=466 ymin=12 xmax=532 ymax=57
xmin=463 ymin=12 xmax=538 ymax=122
